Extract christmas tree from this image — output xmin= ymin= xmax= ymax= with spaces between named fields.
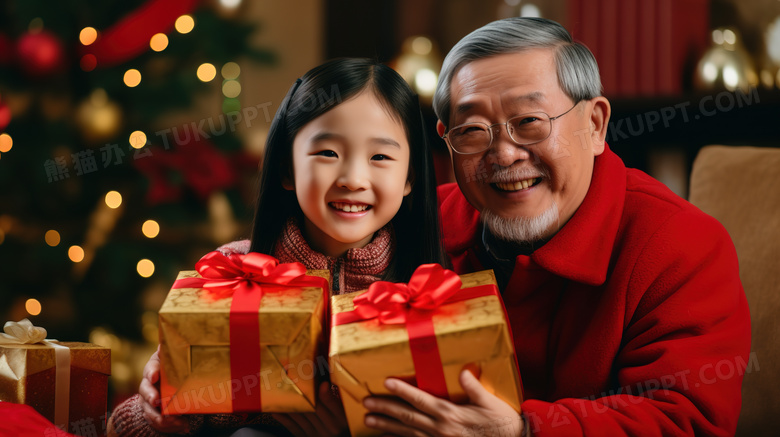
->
xmin=0 ymin=0 xmax=274 ymax=398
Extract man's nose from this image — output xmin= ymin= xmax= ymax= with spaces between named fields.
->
xmin=336 ymin=160 xmax=370 ymax=190
xmin=486 ymin=127 xmax=532 ymax=167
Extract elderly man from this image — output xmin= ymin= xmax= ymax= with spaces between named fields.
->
xmin=362 ymin=17 xmax=750 ymax=437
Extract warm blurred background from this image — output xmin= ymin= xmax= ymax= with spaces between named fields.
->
xmin=1 ymin=0 xmax=778 ymax=409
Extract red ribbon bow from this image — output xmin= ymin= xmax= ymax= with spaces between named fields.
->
xmin=178 ymin=251 xmax=310 ymax=299
xmin=172 ymin=251 xmax=327 ymax=413
xmin=351 ymin=264 xmax=463 ymax=324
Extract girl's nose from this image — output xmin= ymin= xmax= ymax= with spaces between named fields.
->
xmin=337 ymin=161 xmax=369 ymax=191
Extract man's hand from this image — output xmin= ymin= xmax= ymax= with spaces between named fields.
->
xmin=272 ymin=382 xmax=350 ymax=437
xmin=362 ymin=369 xmax=524 ymax=437
xmin=139 ymin=346 xmax=190 ymax=433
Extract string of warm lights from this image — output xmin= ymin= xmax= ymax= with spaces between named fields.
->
xmin=71 ymin=14 xmax=198 ymax=285
xmin=12 ymin=10 xmax=246 ymax=318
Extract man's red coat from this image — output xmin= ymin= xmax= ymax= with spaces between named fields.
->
xmin=438 ymin=146 xmax=751 ymax=436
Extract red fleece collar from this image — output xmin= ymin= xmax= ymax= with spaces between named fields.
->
xmin=532 ymin=145 xmax=626 ymax=285
xmin=442 ymin=144 xmax=626 ymax=286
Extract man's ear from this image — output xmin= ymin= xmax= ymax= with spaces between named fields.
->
xmin=437 ymin=120 xmax=455 ymax=160
xmin=436 ymin=120 xmax=446 ymax=138
xmin=588 ymin=97 xmax=611 ymax=156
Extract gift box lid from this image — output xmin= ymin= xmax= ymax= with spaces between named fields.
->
xmin=0 ymin=341 xmax=111 ymax=378
xmin=330 ymin=270 xmax=514 ymax=360
xmin=159 ymin=270 xmax=329 ymax=347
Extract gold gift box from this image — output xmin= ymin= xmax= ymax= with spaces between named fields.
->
xmin=329 ymin=270 xmax=523 ymax=437
xmin=159 ymin=269 xmax=329 ymax=415
xmin=0 ymin=342 xmax=111 ymax=436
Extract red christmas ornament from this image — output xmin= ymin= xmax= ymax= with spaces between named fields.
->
xmin=0 ymin=33 xmax=13 ymax=65
xmin=16 ymin=30 xmax=66 ymax=77
xmin=0 ymin=101 xmax=10 ymax=131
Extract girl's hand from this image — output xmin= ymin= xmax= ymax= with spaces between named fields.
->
xmin=362 ymin=369 xmax=524 ymax=437
xmin=272 ymin=382 xmax=350 ymax=437
xmin=138 ymin=346 xmax=190 ymax=433
xmin=217 ymin=239 xmax=251 ymax=256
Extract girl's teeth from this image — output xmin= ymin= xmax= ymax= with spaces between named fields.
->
xmin=331 ymin=202 xmax=369 ymax=212
xmin=496 ymin=178 xmax=539 ymax=191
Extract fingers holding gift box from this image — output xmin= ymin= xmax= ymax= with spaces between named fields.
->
xmin=158 ymin=251 xmax=329 ymax=415
xmin=329 ymin=265 xmax=523 ymax=437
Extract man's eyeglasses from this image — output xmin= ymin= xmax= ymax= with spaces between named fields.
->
xmin=442 ymin=101 xmax=581 ymax=155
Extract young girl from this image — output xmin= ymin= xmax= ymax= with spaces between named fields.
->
xmin=108 ymin=58 xmax=449 ymax=437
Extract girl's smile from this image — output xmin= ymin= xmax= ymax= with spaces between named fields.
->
xmin=328 ymin=200 xmax=372 ymax=214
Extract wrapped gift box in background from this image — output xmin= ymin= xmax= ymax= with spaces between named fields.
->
xmin=159 ymin=252 xmax=329 ymax=415
xmin=329 ymin=266 xmax=523 ymax=437
xmin=0 ymin=320 xmax=111 ymax=437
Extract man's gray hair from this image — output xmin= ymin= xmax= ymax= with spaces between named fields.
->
xmin=433 ymin=17 xmax=602 ymax=125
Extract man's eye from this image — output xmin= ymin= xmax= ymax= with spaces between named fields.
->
xmin=460 ymin=126 xmax=486 ymax=135
xmin=515 ymin=116 xmax=541 ymax=126
xmin=314 ymin=150 xmax=337 ymax=157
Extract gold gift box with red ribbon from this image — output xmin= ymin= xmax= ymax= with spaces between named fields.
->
xmin=0 ymin=320 xmax=111 ymax=436
xmin=159 ymin=252 xmax=329 ymax=415
xmin=329 ymin=266 xmax=523 ymax=437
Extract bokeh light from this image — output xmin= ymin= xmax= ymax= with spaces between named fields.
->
xmin=520 ymin=4 xmax=542 ymax=18
xmin=68 ymin=245 xmax=85 ymax=262
xmin=123 ymin=69 xmax=142 ymax=87
xmin=411 ymin=37 xmax=432 ymax=55
xmin=45 ymin=230 xmax=61 ymax=246
xmin=105 ymin=191 xmax=122 ymax=209
xmin=220 ymin=0 xmax=242 ymax=8
xmin=25 ymin=298 xmax=42 ymax=316
xmin=723 ymin=29 xmax=736 ymax=46
xmin=175 ymin=15 xmax=195 ymax=34
xmin=0 ymin=133 xmax=12 ymax=153
xmin=142 ymin=220 xmax=160 ymax=238
xmin=129 ymin=130 xmax=147 ymax=149
xmin=80 ymin=54 xmax=97 ymax=72
xmin=221 ymin=62 xmax=241 ymax=79
xmin=79 ymin=27 xmax=98 ymax=46
xmin=197 ymin=63 xmax=217 ymax=82
xmin=150 ymin=33 xmax=169 ymax=52
xmin=222 ymin=98 xmax=240 ymax=113
xmin=222 ymin=80 xmax=241 ymax=98
xmin=137 ymin=259 xmax=155 ymax=278
xmin=415 ymin=69 xmax=438 ymax=96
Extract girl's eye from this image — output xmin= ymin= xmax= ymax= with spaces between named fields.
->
xmin=314 ymin=150 xmax=338 ymax=158
xmin=371 ymin=154 xmax=392 ymax=161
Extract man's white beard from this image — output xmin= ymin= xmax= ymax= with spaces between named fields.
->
xmin=480 ymin=201 xmax=560 ymax=243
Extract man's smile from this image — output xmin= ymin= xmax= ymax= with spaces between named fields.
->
xmin=494 ymin=177 xmax=543 ymax=192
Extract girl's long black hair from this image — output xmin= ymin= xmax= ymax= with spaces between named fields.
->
xmin=249 ymin=58 xmax=449 ymax=282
